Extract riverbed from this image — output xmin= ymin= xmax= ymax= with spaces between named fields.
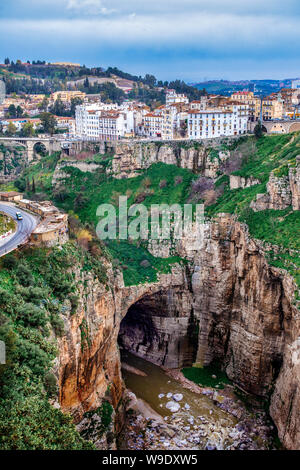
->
xmin=120 ymin=349 xmax=277 ymax=450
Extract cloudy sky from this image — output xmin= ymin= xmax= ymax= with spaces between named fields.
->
xmin=0 ymin=0 xmax=300 ymax=82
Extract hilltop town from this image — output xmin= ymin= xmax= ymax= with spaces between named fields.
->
xmin=1 ymin=60 xmax=300 ymax=142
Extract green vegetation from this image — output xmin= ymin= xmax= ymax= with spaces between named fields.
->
xmin=182 ymin=363 xmax=232 ymax=389
xmin=15 ymin=151 xmax=61 ymax=194
xmin=81 ymin=401 xmax=114 ymax=441
xmin=53 ymin=161 xmax=195 ymax=285
xmin=0 ymin=242 xmax=109 ymax=449
xmin=108 ymin=240 xmax=185 ymax=286
xmin=206 ymin=133 xmax=300 ymax=293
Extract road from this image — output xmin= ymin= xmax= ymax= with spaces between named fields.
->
xmin=0 ymin=204 xmax=38 ymax=257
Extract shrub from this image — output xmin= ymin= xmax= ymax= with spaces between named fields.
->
xmin=17 ymin=340 xmax=51 ymax=378
xmin=2 ymin=254 xmax=17 ymax=269
xmin=50 ymin=313 xmax=64 ymax=337
xmin=15 ymin=263 xmax=34 ymax=287
xmin=44 ymin=372 xmax=58 ymax=398
xmin=69 ymin=293 xmax=79 ymax=315
xmin=17 ymin=303 xmax=47 ymax=329
xmin=16 ymin=286 xmax=48 ymax=304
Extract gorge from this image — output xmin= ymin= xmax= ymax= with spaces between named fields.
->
xmin=0 ymin=133 xmax=299 ymax=450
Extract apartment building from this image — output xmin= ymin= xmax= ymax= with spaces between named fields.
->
xmin=291 ymin=80 xmax=300 ymax=90
xmin=50 ymin=90 xmax=86 ymax=105
xmin=55 ymin=116 xmax=76 ymax=135
xmin=278 ymin=88 xmax=300 ymax=109
xmin=188 ymin=105 xmax=248 ymax=140
xmin=231 ymin=91 xmax=261 ymax=121
xmin=190 ymin=97 xmax=209 ymax=110
xmin=143 ymin=113 xmax=164 ymax=138
xmin=1 ymin=117 xmax=41 ymax=132
xmin=75 ymin=104 xmax=135 ymax=141
xmin=262 ymin=97 xmax=283 ymax=120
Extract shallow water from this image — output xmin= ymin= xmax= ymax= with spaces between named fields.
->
xmin=121 ymin=349 xmax=236 ymax=428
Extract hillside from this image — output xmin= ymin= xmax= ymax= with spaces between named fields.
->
xmin=9 ymin=132 xmax=300 ymax=297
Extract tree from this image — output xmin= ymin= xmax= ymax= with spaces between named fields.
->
xmin=4 ymin=58 xmax=10 ymax=65
xmin=70 ymin=97 xmax=83 ymax=116
xmin=7 ymin=104 xmax=16 ymax=118
xmin=31 ymin=177 xmax=36 ymax=194
xmin=20 ymin=122 xmax=34 ymax=137
xmin=16 ymin=105 xmax=23 ymax=118
xmin=84 ymin=77 xmax=90 ymax=89
xmin=254 ymin=120 xmax=264 ymax=139
xmin=40 ymin=112 xmax=57 ymax=135
xmin=39 ymin=96 xmax=49 ymax=112
xmin=50 ymin=96 xmax=67 ymax=116
xmin=5 ymin=122 xmax=17 ymax=136
xmin=144 ymin=74 xmax=157 ymax=87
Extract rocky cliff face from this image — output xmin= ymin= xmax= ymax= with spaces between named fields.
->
xmin=251 ymin=159 xmax=300 ymax=211
xmin=0 ymin=143 xmax=25 ymax=182
xmin=56 ymin=215 xmax=299 ymax=449
xmin=56 ymin=262 xmax=189 ymax=421
xmin=108 ymin=141 xmax=229 ymax=179
xmin=52 ymin=160 xmax=102 ymax=186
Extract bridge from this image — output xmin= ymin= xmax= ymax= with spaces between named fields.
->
xmin=249 ymin=120 xmax=300 ymax=134
xmin=0 ymin=137 xmax=62 ymax=162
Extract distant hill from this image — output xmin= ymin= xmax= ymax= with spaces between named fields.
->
xmin=192 ymin=79 xmax=295 ymax=96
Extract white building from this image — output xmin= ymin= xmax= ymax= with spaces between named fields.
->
xmin=188 ymin=105 xmax=248 ymax=140
xmin=75 ymin=104 xmax=135 ymax=141
xmin=143 ymin=113 xmax=163 ymax=138
xmin=166 ymin=89 xmax=189 ymax=106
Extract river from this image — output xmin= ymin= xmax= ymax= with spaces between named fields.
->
xmin=120 ymin=349 xmax=276 ymax=450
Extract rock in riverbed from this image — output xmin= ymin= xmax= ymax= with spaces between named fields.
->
xmin=166 ymin=401 xmax=181 ymax=412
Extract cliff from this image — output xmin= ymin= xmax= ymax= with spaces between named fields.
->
xmin=251 ymin=159 xmax=300 ymax=212
xmin=108 ymin=141 xmax=229 ymax=179
xmin=57 ymin=215 xmax=299 ymax=449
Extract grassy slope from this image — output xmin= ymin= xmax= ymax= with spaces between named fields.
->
xmin=53 ymin=160 xmax=195 ymax=286
xmin=207 ymin=133 xmax=300 ymax=294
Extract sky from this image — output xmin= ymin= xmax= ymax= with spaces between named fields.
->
xmin=0 ymin=0 xmax=300 ymax=82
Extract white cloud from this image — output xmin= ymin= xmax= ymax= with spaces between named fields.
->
xmin=66 ymin=0 xmax=116 ymax=15
xmin=3 ymin=11 xmax=298 ymax=48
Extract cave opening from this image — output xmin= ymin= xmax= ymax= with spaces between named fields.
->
xmin=118 ymin=289 xmax=199 ymax=369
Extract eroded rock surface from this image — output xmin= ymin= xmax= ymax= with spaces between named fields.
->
xmin=57 ymin=214 xmax=300 ymax=449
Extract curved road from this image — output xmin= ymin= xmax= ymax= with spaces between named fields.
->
xmin=0 ymin=204 xmax=38 ymax=257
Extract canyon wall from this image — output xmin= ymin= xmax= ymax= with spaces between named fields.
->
xmin=56 ymin=262 xmax=189 ymax=421
xmin=108 ymin=141 xmax=229 ymax=179
xmin=56 ymin=214 xmax=300 ymax=449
